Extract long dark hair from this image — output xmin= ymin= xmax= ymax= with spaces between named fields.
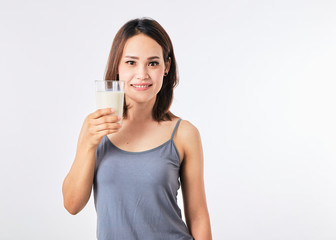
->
xmin=104 ymin=18 xmax=178 ymax=122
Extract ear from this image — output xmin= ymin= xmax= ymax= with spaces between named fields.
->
xmin=165 ymin=57 xmax=171 ymax=74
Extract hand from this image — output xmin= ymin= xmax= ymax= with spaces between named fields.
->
xmin=77 ymin=108 xmax=122 ymax=150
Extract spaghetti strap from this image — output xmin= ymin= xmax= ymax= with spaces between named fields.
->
xmin=171 ymin=118 xmax=182 ymax=139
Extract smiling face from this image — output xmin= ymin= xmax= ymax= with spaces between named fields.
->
xmin=118 ymin=34 xmax=170 ymax=106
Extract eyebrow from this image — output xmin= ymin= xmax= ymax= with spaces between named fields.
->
xmin=124 ymin=56 xmax=160 ymax=60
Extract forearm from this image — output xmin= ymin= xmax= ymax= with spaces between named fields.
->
xmin=62 ymin=144 xmax=96 ymax=214
xmin=188 ymin=214 xmax=212 ymax=240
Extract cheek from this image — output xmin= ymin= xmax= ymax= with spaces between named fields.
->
xmin=151 ymin=68 xmax=165 ymax=80
xmin=118 ymin=65 xmax=133 ymax=81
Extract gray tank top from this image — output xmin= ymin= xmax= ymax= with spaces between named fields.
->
xmin=93 ymin=119 xmax=194 ymax=240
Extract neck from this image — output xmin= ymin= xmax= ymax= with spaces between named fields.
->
xmin=124 ymin=97 xmax=156 ymax=122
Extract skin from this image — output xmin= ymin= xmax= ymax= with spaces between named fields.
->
xmin=62 ymin=33 xmax=212 ymax=239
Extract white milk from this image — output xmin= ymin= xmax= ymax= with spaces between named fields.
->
xmin=96 ymin=91 xmax=124 ymax=120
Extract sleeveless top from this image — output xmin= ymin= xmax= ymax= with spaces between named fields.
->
xmin=93 ymin=119 xmax=194 ymax=240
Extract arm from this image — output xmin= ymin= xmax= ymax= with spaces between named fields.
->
xmin=178 ymin=121 xmax=212 ymax=240
xmin=62 ymin=144 xmax=96 ymax=215
xmin=62 ymin=108 xmax=121 ymax=215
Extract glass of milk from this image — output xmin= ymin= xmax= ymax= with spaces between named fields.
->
xmin=95 ymin=80 xmax=125 ymax=122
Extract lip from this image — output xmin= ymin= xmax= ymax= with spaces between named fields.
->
xmin=130 ymin=83 xmax=153 ymax=91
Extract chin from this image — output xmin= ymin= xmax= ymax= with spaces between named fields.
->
xmin=125 ymin=95 xmax=157 ymax=105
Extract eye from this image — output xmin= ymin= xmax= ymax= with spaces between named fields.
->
xmin=126 ymin=60 xmax=136 ymax=65
xmin=148 ymin=61 xmax=159 ymax=66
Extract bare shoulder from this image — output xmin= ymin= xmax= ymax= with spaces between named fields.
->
xmin=174 ymin=119 xmax=202 ymax=162
xmin=177 ymin=119 xmax=201 ymax=140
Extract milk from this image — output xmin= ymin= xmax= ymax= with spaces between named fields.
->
xmin=96 ymin=91 xmax=124 ymax=120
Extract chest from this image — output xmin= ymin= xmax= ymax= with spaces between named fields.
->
xmin=108 ymin=132 xmax=171 ymax=152
xmin=107 ymin=121 xmax=175 ymax=152
xmin=95 ymin=141 xmax=181 ymax=191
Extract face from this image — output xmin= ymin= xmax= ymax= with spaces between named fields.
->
xmin=118 ymin=34 xmax=170 ymax=105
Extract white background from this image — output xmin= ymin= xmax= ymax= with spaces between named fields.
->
xmin=1 ymin=0 xmax=336 ymax=239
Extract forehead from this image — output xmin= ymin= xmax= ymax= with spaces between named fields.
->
xmin=122 ymin=34 xmax=163 ymax=57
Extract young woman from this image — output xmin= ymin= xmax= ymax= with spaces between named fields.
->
xmin=62 ymin=18 xmax=212 ymax=240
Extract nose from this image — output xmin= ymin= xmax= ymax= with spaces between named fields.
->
xmin=136 ymin=65 xmax=149 ymax=80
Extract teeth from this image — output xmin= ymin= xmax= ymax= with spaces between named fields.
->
xmin=133 ymin=85 xmax=150 ymax=88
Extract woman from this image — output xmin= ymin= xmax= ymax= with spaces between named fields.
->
xmin=62 ymin=18 xmax=212 ymax=240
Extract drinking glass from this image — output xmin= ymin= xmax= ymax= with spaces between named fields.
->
xmin=95 ymin=80 xmax=124 ymax=121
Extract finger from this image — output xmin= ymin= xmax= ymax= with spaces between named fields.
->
xmin=95 ymin=122 xmax=121 ymax=132
xmin=91 ymin=108 xmax=115 ymax=119
xmin=95 ymin=115 xmax=121 ymax=125
xmin=97 ymin=128 xmax=120 ymax=138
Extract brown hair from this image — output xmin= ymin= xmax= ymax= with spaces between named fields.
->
xmin=104 ymin=17 xmax=178 ymax=122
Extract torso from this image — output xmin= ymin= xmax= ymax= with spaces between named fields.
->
xmin=107 ymin=117 xmax=185 ymax=164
